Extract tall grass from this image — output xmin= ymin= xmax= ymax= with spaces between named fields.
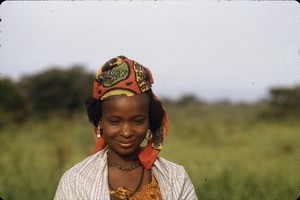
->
xmin=0 ymin=104 xmax=299 ymax=199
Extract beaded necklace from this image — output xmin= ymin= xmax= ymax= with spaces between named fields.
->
xmin=108 ymin=162 xmax=141 ymax=171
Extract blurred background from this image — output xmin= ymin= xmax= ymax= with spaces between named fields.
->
xmin=0 ymin=1 xmax=299 ymax=199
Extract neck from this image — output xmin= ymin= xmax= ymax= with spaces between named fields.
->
xmin=107 ymin=148 xmax=140 ymax=167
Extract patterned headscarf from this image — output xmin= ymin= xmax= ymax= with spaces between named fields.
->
xmin=92 ymin=55 xmax=169 ymax=169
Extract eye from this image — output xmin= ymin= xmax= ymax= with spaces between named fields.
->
xmin=133 ymin=119 xmax=144 ymax=125
xmin=110 ymin=119 xmax=120 ymax=125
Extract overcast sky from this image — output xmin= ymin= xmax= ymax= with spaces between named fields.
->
xmin=1 ymin=1 xmax=300 ymax=102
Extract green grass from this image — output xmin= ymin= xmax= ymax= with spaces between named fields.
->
xmin=0 ymin=104 xmax=299 ymax=199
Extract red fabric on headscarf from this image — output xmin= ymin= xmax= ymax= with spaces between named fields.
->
xmin=93 ymin=56 xmax=154 ymax=101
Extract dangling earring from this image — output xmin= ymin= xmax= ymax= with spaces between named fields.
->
xmin=97 ymin=123 xmax=102 ymax=138
xmin=146 ymin=129 xmax=153 ymax=140
xmin=152 ymin=128 xmax=163 ymax=150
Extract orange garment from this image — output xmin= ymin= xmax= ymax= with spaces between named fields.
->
xmin=109 ymin=173 xmax=162 ymax=200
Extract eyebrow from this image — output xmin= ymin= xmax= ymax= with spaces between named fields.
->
xmin=104 ymin=114 xmax=147 ymax=119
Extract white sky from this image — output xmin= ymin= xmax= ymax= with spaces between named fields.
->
xmin=1 ymin=1 xmax=300 ymax=102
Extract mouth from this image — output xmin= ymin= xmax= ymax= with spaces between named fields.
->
xmin=116 ymin=140 xmax=135 ymax=148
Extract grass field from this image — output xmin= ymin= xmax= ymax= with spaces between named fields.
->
xmin=0 ymin=103 xmax=299 ymax=199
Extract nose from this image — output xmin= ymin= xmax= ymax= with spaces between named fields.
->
xmin=120 ymin=122 xmax=133 ymax=138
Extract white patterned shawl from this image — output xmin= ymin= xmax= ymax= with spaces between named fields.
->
xmin=54 ymin=148 xmax=198 ymax=200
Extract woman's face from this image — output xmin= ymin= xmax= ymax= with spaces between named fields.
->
xmin=101 ymin=93 xmax=150 ymax=156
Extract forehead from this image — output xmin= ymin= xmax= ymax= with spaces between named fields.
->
xmin=101 ymin=93 xmax=150 ymax=116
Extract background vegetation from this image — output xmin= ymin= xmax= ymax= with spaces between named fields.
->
xmin=0 ymin=67 xmax=299 ymax=199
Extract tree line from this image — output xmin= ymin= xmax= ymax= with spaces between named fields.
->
xmin=1 ymin=66 xmax=299 ymax=126
xmin=0 ymin=66 xmax=94 ymax=125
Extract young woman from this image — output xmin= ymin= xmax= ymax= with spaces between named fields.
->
xmin=54 ymin=56 xmax=198 ymax=200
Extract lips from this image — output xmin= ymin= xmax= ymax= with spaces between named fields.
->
xmin=116 ymin=140 xmax=135 ymax=148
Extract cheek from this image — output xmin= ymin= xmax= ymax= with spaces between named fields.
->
xmin=135 ymin=124 xmax=149 ymax=137
xmin=102 ymin=123 xmax=119 ymax=137
xmin=102 ymin=129 xmax=118 ymax=144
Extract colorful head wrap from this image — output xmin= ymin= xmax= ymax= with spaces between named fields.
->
xmin=92 ymin=55 xmax=169 ymax=169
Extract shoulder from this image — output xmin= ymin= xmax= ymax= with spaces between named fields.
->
xmin=54 ymin=149 xmax=108 ymax=199
xmin=154 ymin=157 xmax=186 ymax=176
xmin=62 ymin=150 xmax=105 ymax=180
xmin=153 ymin=157 xmax=198 ymax=200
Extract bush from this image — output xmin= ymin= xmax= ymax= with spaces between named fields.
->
xmin=0 ymin=78 xmax=28 ymax=125
xmin=261 ymin=85 xmax=300 ymax=119
xmin=19 ymin=66 xmax=94 ymax=116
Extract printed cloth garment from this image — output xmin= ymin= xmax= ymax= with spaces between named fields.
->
xmin=54 ymin=148 xmax=198 ymax=200
xmin=109 ymin=173 xmax=162 ymax=200
xmin=92 ymin=55 xmax=169 ymax=170
xmin=93 ymin=55 xmax=154 ymax=101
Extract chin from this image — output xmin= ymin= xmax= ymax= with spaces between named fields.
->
xmin=118 ymin=148 xmax=139 ymax=156
xmin=112 ymin=145 xmax=140 ymax=157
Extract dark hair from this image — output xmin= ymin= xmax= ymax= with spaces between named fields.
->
xmin=84 ymin=90 xmax=164 ymax=134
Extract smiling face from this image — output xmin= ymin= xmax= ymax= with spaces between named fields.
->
xmin=101 ymin=93 xmax=150 ymax=157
